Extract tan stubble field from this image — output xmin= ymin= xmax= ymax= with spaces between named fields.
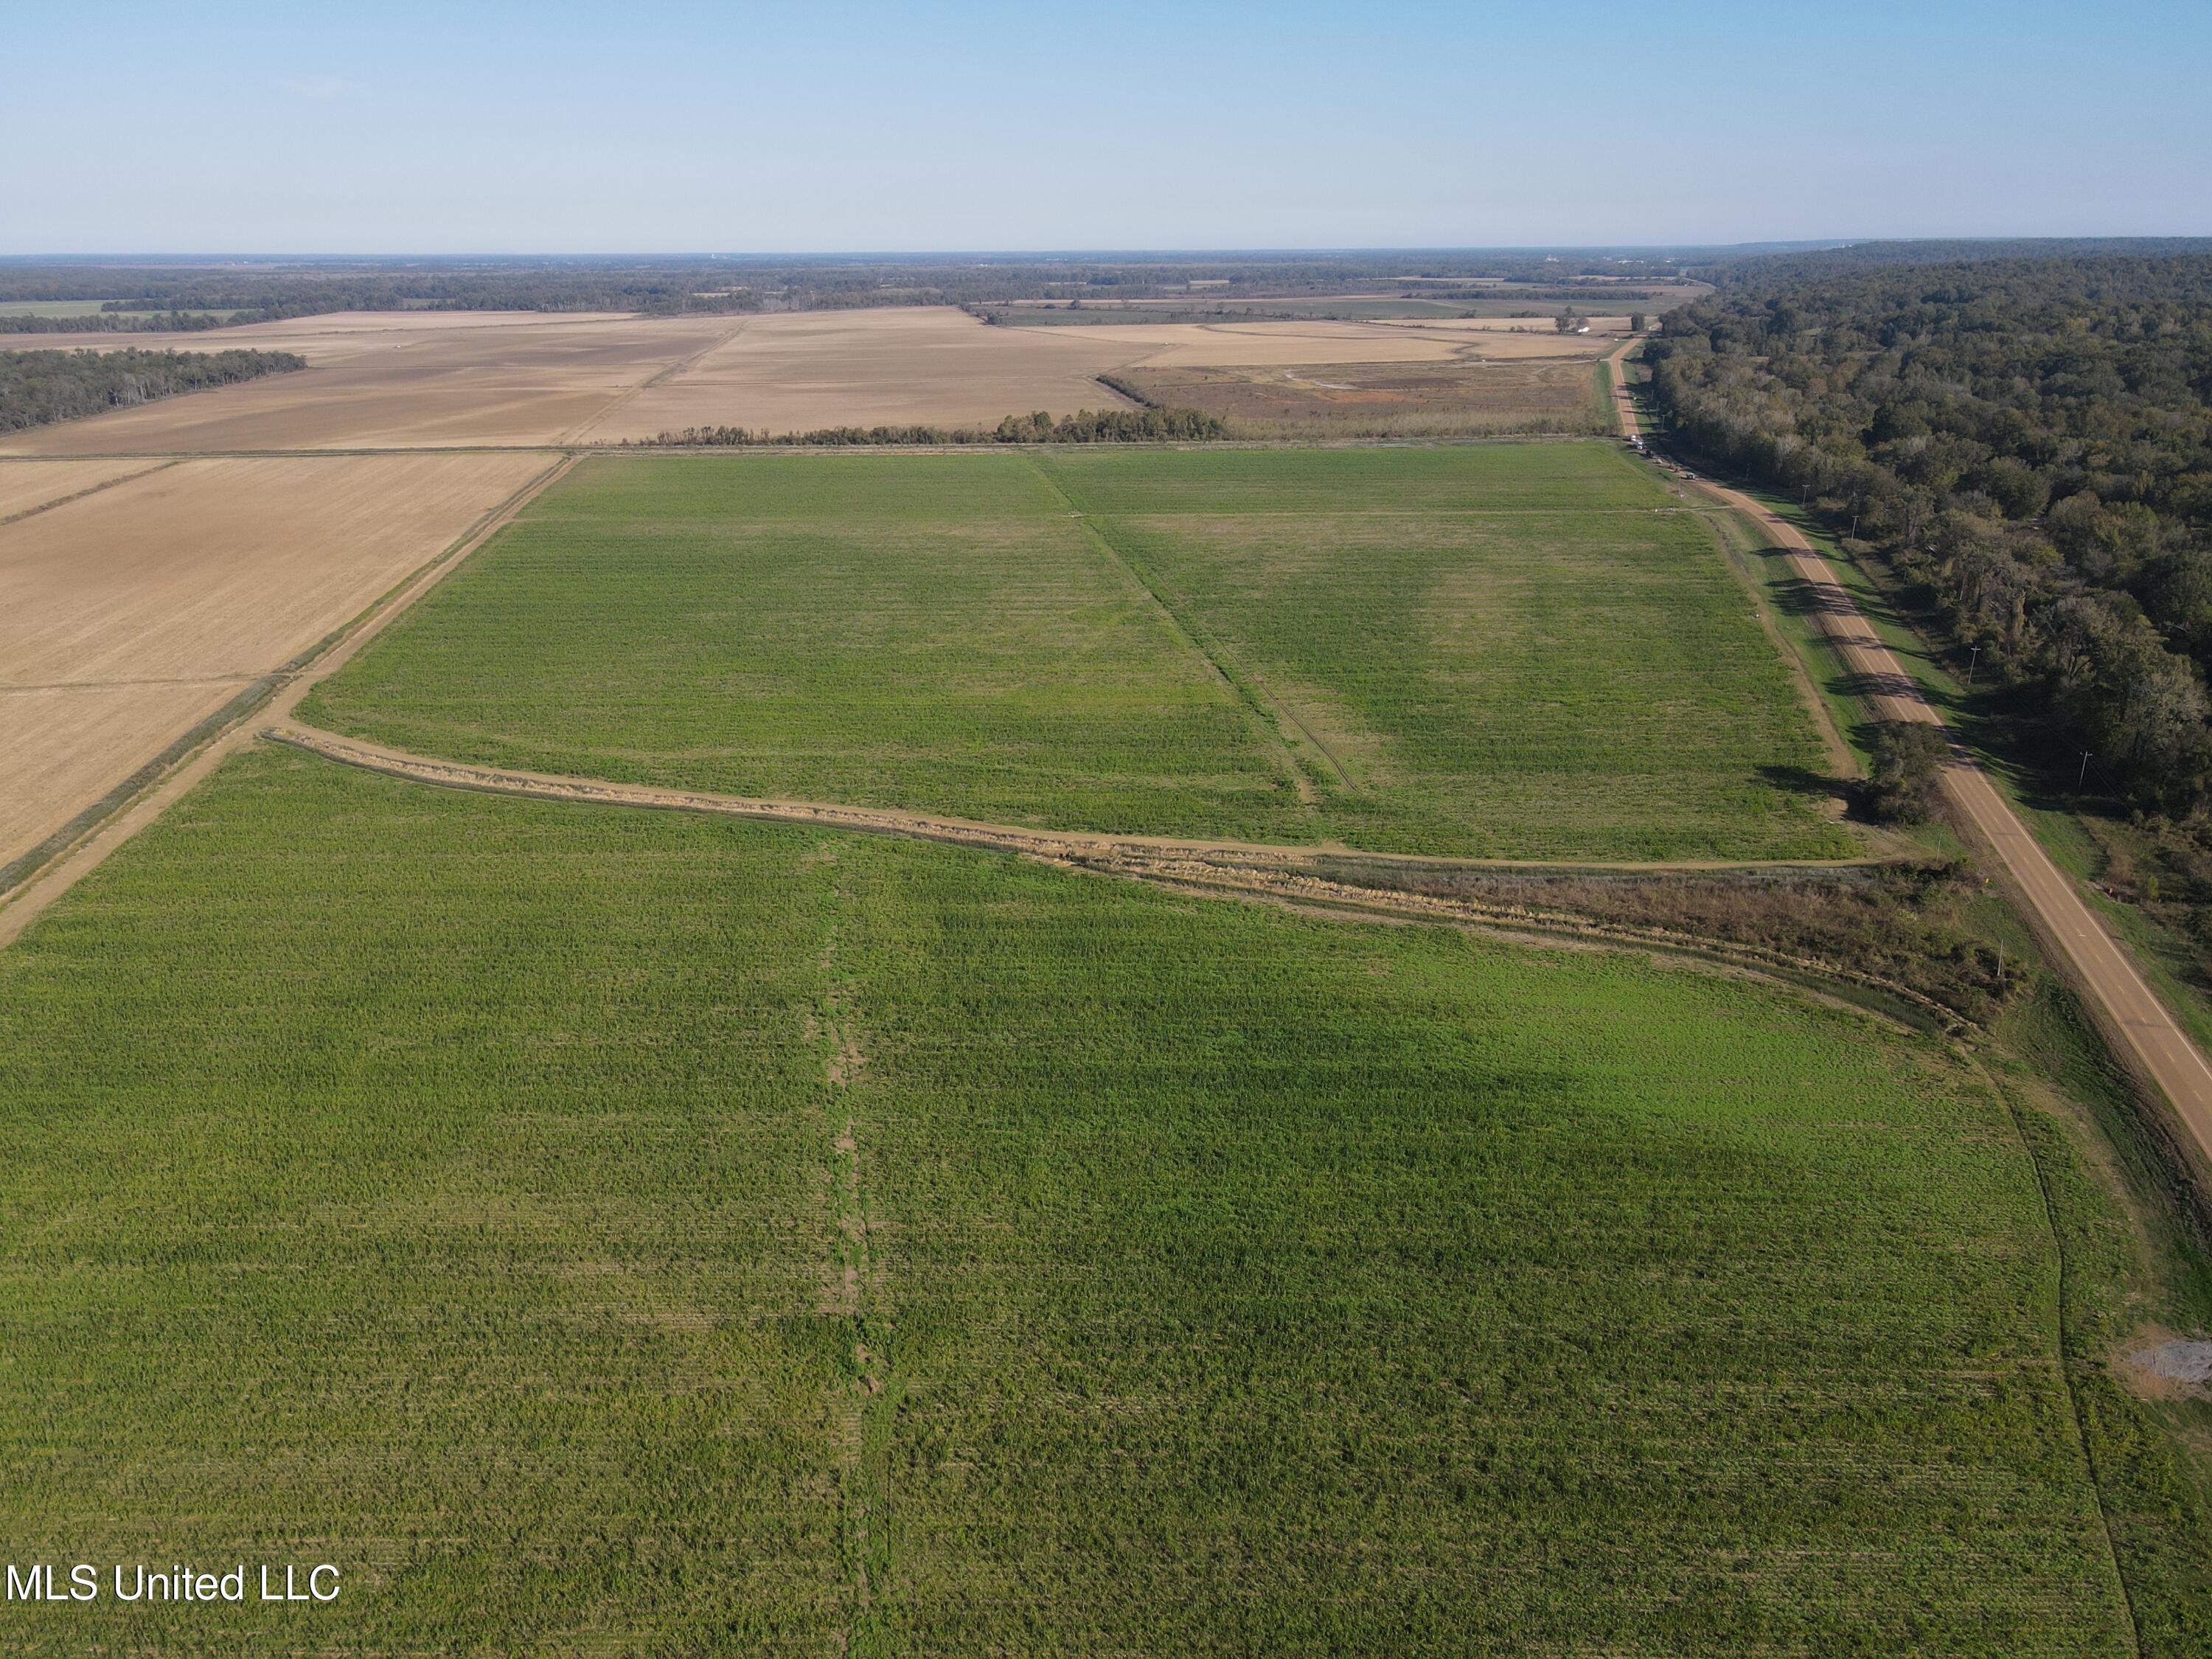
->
xmin=0 ymin=453 xmax=552 ymax=871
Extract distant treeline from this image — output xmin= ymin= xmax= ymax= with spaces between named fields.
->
xmin=1645 ymin=251 xmax=2212 ymax=811
xmin=637 ymin=407 xmax=1227 ymax=448
xmin=0 ymin=252 xmax=1713 ymax=332
xmin=0 ymin=310 xmax=239 ymax=335
xmin=10 ymin=245 xmax=2206 ymax=338
xmin=0 ymin=348 xmax=305 ymax=433
xmin=1693 ymin=237 xmax=2212 ymax=290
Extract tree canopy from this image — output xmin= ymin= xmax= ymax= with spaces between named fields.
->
xmin=1646 ymin=252 xmax=2212 ymax=811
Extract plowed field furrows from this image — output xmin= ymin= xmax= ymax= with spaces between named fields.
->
xmin=0 ymin=313 xmax=740 ymax=453
xmin=4 ymin=307 xmax=1629 ymax=449
xmin=0 ymin=452 xmax=549 ymax=867
xmin=1018 ymin=315 xmax=1621 ymax=366
xmin=577 ymin=308 xmax=1154 ymax=441
xmin=0 ymin=457 xmax=164 ymax=521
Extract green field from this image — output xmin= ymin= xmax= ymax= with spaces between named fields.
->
xmin=0 ymin=745 xmax=2188 ymax=1652
xmin=305 ymin=445 xmax=1854 ymax=860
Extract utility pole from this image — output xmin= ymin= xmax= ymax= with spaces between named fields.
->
xmin=2078 ymin=751 xmax=2093 ymax=789
xmin=1966 ymin=646 xmax=1980 ymax=686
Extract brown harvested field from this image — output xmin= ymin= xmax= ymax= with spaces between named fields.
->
xmin=4 ymin=306 xmax=1628 ymax=450
xmin=0 ymin=452 xmax=549 ymax=869
xmin=1113 ymin=358 xmax=1610 ymax=437
xmin=575 ymin=308 xmax=1147 ymax=440
xmin=0 ymin=457 xmax=167 ymax=521
xmin=1018 ymin=316 xmax=1621 ymax=366
xmin=585 ymin=308 xmax=1636 ymax=439
xmin=0 ymin=312 xmax=742 ymax=454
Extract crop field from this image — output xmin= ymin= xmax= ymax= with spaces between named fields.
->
xmin=0 ymin=306 xmax=1616 ymax=451
xmin=574 ymin=309 xmax=1152 ymax=442
xmin=0 ymin=451 xmax=550 ymax=870
xmin=0 ymin=456 xmax=161 ymax=520
xmin=1106 ymin=359 xmax=1612 ymax=437
xmin=0 ymin=744 xmax=2181 ymax=1652
xmin=0 ymin=310 xmax=737 ymax=453
xmin=307 ymin=443 xmax=1853 ymax=860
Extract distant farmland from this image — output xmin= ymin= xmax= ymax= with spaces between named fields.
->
xmin=305 ymin=444 xmax=1854 ymax=861
xmin=1107 ymin=357 xmax=1612 ymax=438
xmin=0 ymin=745 xmax=2175 ymax=1652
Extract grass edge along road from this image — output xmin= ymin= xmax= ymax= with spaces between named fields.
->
xmin=1613 ymin=345 xmax=2212 ymax=1184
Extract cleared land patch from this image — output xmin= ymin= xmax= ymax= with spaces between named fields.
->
xmin=306 ymin=445 xmax=1854 ymax=860
xmin=0 ymin=451 xmax=549 ymax=869
xmin=0 ymin=745 xmax=2157 ymax=1652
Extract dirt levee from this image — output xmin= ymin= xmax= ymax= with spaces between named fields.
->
xmin=0 ymin=452 xmax=546 ymax=866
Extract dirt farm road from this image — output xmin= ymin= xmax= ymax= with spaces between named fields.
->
xmin=1613 ymin=344 xmax=2212 ymax=1175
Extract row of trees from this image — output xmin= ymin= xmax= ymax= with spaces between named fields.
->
xmin=1644 ymin=253 xmax=2212 ymax=812
xmin=641 ymin=406 xmax=1227 ymax=448
xmin=0 ymin=348 xmax=304 ymax=433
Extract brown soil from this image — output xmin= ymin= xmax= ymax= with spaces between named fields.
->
xmin=0 ymin=312 xmax=739 ymax=453
xmin=0 ymin=458 xmax=170 ymax=521
xmin=0 ymin=453 xmax=549 ymax=868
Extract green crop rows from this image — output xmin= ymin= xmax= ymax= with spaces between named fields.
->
xmin=304 ymin=445 xmax=1854 ymax=860
xmin=0 ymin=748 xmax=2175 ymax=1652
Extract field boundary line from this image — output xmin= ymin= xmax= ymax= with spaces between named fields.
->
xmin=0 ymin=458 xmax=182 ymax=528
xmin=1016 ymin=454 xmax=1343 ymax=805
xmin=0 ymin=453 xmax=577 ymax=949
xmin=263 ymin=723 xmax=1889 ymax=877
xmin=260 ymin=723 xmax=1954 ymax=1029
xmin=556 ymin=315 xmax=752 ymax=445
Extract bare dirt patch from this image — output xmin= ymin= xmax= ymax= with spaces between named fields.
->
xmin=0 ymin=453 xmax=547 ymax=866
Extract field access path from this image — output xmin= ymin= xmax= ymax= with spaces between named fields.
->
xmin=257 ymin=720 xmax=1948 ymax=1026
xmin=1613 ymin=347 xmax=2212 ymax=1175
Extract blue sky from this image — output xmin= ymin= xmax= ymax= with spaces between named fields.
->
xmin=7 ymin=0 xmax=2208 ymax=253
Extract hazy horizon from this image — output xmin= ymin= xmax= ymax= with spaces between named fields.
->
xmin=8 ymin=1 xmax=2208 ymax=256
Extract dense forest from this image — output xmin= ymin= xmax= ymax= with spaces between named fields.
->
xmin=1645 ymin=252 xmax=2212 ymax=814
xmin=641 ymin=406 xmax=1227 ymax=448
xmin=0 ymin=348 xmax=305 ymax=433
